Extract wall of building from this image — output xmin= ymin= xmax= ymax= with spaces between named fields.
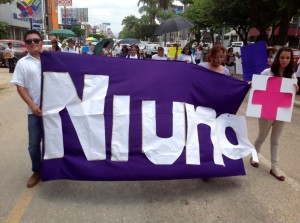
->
xmin=0 ymin=3 xmax=30 ymax=40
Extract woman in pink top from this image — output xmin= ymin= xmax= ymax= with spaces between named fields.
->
xmin=199 ymin=44 xmax=230 ymax=76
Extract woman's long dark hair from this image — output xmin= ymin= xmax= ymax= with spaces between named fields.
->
xmin=271 ymin=47 xmax=294 ymax=78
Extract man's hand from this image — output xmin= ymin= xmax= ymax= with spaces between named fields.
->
xmin=30 ymin=104 xmax=42 ymax=117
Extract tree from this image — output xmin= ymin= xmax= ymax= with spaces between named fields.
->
xmin=184 ymin=0 xmax=217 ymax=44
xmin=0 ymin=22 xmax=9 ymax=39
xmin=276 ymin=0 xmax=300 ymax=45
xmin=209 ymin=0 xmax=252 ymax=45
xmin=157 ymin=0 xmax=174 ymax=10
xmin=138 ymin=0 xmax=160 ymax=24
xmin=119 ymin=15 xmax=140 ymax=39
xmin=71 ymin=25 xmax=85 ymax=38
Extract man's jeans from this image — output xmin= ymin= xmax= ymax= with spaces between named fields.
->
xmin=28 ymin=114 xmax=42 ymax=173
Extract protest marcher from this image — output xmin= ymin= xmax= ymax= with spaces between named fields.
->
xmin=126 ymin=45 xmax=141 ymax=59
xmin=119 ymin=45 xmax=129 ymax=58
xmin=113 ymin=43 xmax=122 ymax=57
xmin=76 ymin=42 xmax=81 ymax=54
xmin=101 ymin=41 xmax=113 ymax=57
xmin=267 ymin=46 xmax=277 ymax=67
xmin=3 ymin=42 xmax=15 ymax=73
xmin=49 ymin=38 xmax=61 ymax=52
xmin=199 ymin=44 xmax=230 ymax=76
xmin=175 ymin=46 xmax=195 ymax=64
xmin=250 ymin=47 xmax=299 ymax=181
xmin=225 ymin=47 xmax=236 ymax=76
xmin=194 ymin=44 xmax=203 ymax=64
xmin=61 ymin=42 xmax=67 ymax=52
xmin=64 ymin=38 xmax=79 ymax=54
xmin=151 ymin=47 xmax=168 ymax=60
xmin=11 ymin=30 xmax=44 ymax=188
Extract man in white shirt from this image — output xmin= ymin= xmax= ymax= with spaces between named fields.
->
xmin=11 ymin=30 xmax=43 ymax=188
xmin=3 ymin=42 xmax=15 ymax=73
xmin=64 ymin=38 xmax=79 ymax=54
xmin=151 ymin=47 xmax=168 ymax=60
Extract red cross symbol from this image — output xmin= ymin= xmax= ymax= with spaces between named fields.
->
xmin=252 ymin=77 xmax=293 ymax=120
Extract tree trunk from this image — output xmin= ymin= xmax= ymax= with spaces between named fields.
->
xmin=277 ymin=9 xmax=292 ymax=46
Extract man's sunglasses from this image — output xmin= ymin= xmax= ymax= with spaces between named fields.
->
xmin=25 ymin=38 xmax=41 ymax=44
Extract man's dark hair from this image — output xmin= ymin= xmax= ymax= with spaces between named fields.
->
xmin=23 ymin=30 xmax=42 ymax=41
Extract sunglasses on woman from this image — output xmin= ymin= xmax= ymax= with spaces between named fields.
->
xmin=25 ymin=38 xmax=41 ymax=45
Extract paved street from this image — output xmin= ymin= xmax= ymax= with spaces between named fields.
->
xmin=0 ymin=67 xmax=299 ymax=223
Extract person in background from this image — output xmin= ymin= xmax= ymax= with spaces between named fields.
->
xmin=267 ymin=46 xmax=277 ymax=67
xmin=49 ymin=38 xmax=61 ymax=52
xmin=64 ymin=38 xmax=79 ymax=54
xmin=75 ymin=42 xmax=81 ymax=54
xmin=250 ymin=47 xmax=299 ymax=181
xmin=101 ymin=41 xmax=113 ymax=57
xmin=151 ymin=47 xmax=168 ymax=60
xmin=194 ymin=44 xmax=203 ymax=64
xmin=3 ymin=42 xmax=15 ymax=73
xmin=296 ymin=58 xmax=300 ymax=95
xmin=61 ymin=42 xmax=67 ymax=52
xmin=11 ymin=30 xmax=44 ymax=188
xmin=126 ymin=45 xmax=140 ymax=59
xmin=113 ymin=43 xmax=122 ymax=57
xmin=199 ymin=44 xmax=230 ymax=76
xmin=119 ymin=45 xmax=129 ymax=58
xmin=225 ymin=47 xmax=236 ymax=76
xmin=175 ymin=46 xmax=195 ymax=64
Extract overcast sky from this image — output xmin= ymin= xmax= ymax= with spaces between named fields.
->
xmin=59 ymin=0 xmax=182 ymax=36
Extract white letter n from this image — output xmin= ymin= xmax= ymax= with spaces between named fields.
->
xmin=42 ymin=72 xmax=109 ymax=161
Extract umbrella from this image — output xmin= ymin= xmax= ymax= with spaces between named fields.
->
xmin=86 ymin=37 xmax=98 ymax=42
xmin=49 ymin=29 xmax=76 ymax=37
xmin=93 ymin=38 xmax=114 ymax=55
xmin=154 ymin=16 xmax=195 ymax=35
xmin=118 ymin=38 xmax=140 ymax=45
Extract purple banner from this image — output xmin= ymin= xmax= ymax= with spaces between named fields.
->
xmin=41 ymin=51 xmax=250 ymax=181
xmin=241 ymin=41 xmax=269 ymax=81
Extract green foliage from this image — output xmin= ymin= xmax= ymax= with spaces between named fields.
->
xmin=137 ymin=24 xmax=159 ymax=41
xmin=71 ymin=25 xmax=85 ymax=37
xmin=157 ymin=10 xmax=175 ymax=21
xmin=0 ymin=22 xmax=9 ymax=39
xmin=89 ymin=34 xmax=107 ymax=39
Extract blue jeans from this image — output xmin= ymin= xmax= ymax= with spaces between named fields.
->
xmin=28 ymin=114 xmax=42 ymax=173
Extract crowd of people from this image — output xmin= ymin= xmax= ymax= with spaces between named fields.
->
xmin=7 ymin=29 xmax=300 ymax=188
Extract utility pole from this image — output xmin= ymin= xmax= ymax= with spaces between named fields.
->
xmin=64 ymin=6 xmax=67 ymax=29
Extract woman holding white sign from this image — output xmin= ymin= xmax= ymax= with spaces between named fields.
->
xmin=250 ymin=47 xmax=299 ymax=181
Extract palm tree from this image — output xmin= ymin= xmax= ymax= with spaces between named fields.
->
xmin=157 ymin=0 xmax=174 ymax=10
xmin=138 ymin=0 xmax=160 ymax=24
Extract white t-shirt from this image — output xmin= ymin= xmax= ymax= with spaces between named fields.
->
xmin=127 ymin=54 xmax=139 ymax=59
xmin=261 ymin=68 xmax=296 ymax=79
xmin=63 ymin=47 xmax=79 ymax=54
xmin=152 ymin=54 xmax=168 ymax=60
xmin=11 ymin=54 xmax=41 ymax=114
xmin=177 ymin=54 xmax=195 ymax=64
